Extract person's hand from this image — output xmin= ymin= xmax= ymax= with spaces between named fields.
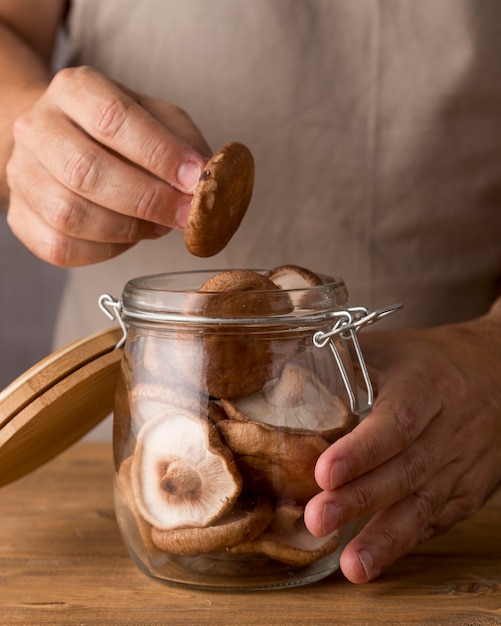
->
xmin=304 ymin=299 xmax=501 ymax=583
xmin=6 ymin=65 xmax=211 ymax=266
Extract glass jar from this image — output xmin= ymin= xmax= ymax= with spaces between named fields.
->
xmin=104 ymin=269 xmax=383 ymax=591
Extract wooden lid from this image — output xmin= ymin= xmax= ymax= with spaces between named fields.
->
xmin=0 ymin=327 xmax=123 ymax=486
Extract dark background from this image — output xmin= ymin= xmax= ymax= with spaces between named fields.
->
xmin=0 ymin=214 xmax=66 ymax=388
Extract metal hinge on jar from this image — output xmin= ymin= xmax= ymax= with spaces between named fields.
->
xmin=313 ymin=303 xmax=403 ymax=416
xmin=98 ymin=294 xmax=127 ymax=349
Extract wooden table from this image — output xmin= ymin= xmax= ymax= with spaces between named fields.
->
xmin=0 ymin=442 xmax=499 ymax=625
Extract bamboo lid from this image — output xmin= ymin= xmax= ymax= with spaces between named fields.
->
xmin=0 ymin=327 xmax=122 ymax=487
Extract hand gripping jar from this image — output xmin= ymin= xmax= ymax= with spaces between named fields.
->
xmin=99 ymin=268 xmax=399 ymax=590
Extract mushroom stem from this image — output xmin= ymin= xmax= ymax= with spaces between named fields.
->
xmin=160 ymin=461 xmax=202 ymax=498
xmin=264 ymin=363 xmax=307 ymax=408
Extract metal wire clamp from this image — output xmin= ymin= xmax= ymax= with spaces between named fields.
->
xmin=313 ymin=303 xmax=403 ymax=415
xmin=98 ymin=294 xmax=127 ymax=349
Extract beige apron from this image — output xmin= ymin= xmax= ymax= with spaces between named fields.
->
xmin=57 ymin=0 xmax=501 ymax=347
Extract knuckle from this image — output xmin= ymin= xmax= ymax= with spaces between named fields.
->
xmin=45 ymin=244 xmax=68 ymax=268
xmin=135 ymin=184 xmax=162 ymax=222
xmin=47 ymin=195 xmax=84 ymax=235
xmin=49 ymin=67 xmax=70 ymax=91
xmin=62 ymin=149 xmax=100 ymax=192
xmin=144 ymin=136 xmax=169 ymax=172
xmin=40 ymin=231 xmax=73 ymax=268
xmin=94 ymin=95 xmax=130 ymax=139
xmin=51 ymin=65 xmax=90 ymax=91
xmin=44 ymin=230 xmax=74 ymax=266
xmin=356 ymin=434 xmax=386 ymax=471
xmin=380 ymin=525 xmax=401 ymax=554
xmin=12 ymin=113 xmax=32 ymax=141
xmin=400 ymin=451 xmax=429 ymax=493
xmin=391 ymin=402 xmax=420 ymax=449
xmin=411 ymin=491 xmax=435 ymax=524
xmin=353 ymin=483 xmax=376 ymax=515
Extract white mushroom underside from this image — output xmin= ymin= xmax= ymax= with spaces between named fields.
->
xmin=133 ymin=412 xmax=240 ymax=530
xmin=233 ymin=365 xmax=348 ymax=431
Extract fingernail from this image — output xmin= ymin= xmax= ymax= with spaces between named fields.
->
xmin=175 ymin=201 xmax=192 ymax=229
xmin=329 ymin=460 xmax=348 ymax=490
xmin=177 ymin=161 xmax=201 ymax=193
xmin=357 ymin=549 xmax=374 ymax=580
xmin=321 ymin=503 xmax=340 ymax=535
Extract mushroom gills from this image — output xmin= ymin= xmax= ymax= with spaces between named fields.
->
xmin=131 ymin=410 xmax=242 ymax=531
xmin=150 ymin=494 xmax=273 ymax=556
xmin=222 ymin=362 xmax=351 ymax=442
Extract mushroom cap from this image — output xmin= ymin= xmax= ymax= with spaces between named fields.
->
xmin=150 ymin=494 xmax=273 ymax=555
xmin=140 ymin=333 xmax=191 ymax=384
xmin=185 ymin=142 xmax=254 ymax=257
xmin=266 ymin=264 xmax=323 ymax=290
xmin=230 ymin=502 xmax=341 ymax=566
xmin=131 ymin=410 xmax=242 ymax=531
xmin=181 ymin=270 xmax=294 ymax=399
xmin=222 ymin=362 xmax=352 ymax=443
xmin=115 ymin=455 xmax=160 ymax=555
xmin=197 ymin=269 xmax=293 ymax=318
xmin=129 ymin=382 xmax=209 ymax=431
xmin=267 ymin=264 xmax=348 ymax=310
xmin=216 ymin=418 xmax=329 ymax=504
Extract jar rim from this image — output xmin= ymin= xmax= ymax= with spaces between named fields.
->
xmin=120 ymin=269 xmax=349 ymax=326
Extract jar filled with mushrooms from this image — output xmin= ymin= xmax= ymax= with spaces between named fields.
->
xmin=109 ymin=266 xmax=378 ymax=590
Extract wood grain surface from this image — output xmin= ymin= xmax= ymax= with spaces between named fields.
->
xmin=0 ymin=327 xmax=122 ymax=486
xmin=0 ymin=441 xmax=499 ymax=625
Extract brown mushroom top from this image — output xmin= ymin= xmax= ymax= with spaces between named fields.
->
xmin=216 ymin=417 xmax=329 ymax=503
xmin=185 ymin=142 xmax=254 ymax=257
xmin=196 ymin=269 xmax=293 ymax=318
xmin=230 ymin=501 xmax=341 ymax=566
xmin=150 ymin=494 xmax=273 ymax=556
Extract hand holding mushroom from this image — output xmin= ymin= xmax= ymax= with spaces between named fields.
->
xmin=6 ymin=64 xmax=254 ymax=266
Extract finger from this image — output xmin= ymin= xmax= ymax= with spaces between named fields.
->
xmin=305 ymin=406 xmax=463 ymax=537
xmin=7 ymin=196 xmax=135 ymax=266
xmin=8 ymin=154 xmax=170 ymax=244
xmin=314 ymin=369 xmax=443 ymax=492
xmin=13 ymin=107 xmax=194 ymax=228
xmin=133 ymin=91 xmax=213 ymax=158
xmin=338 ymin=459 xmax=467 ymax=584
xmin=47 ymin=66 xmax=206 ymax=193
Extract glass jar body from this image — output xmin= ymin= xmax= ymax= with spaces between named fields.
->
xmin=112 ymin=270 xmax=361 ymax=590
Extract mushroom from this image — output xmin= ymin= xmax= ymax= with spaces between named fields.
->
xmin=230 ymin=502 xmax=341 ymax=566
xmin=216 ymin=418 xmax=329 ymax=504
xmin=151 ymin=494 xmax=273 ymax=555
xmin=129 ymin=382 xmax=210 ymax=431
xmin=184 ymin=142 xmax=254 ymax=257
xmin=140 ymin=333 xmax=189 ymax=384
xmin=266 ymin=264 xmax=323 ymax=290
xmin=197 ymin=269 xmax=293 ymax=319
xmin=131 ymin=410 xmax=242 ymax=531
xmin=115 ymin=455 xmax=160 ymax=555
xmin=207 ymin=400 xmax=228 ymax=424
xmin=216 ymin=363 xmax=352 ymax=503
xmin=181 ymin=270 xmax=294 ymax=399
xmin=265 ymin=264 xmax=323 ymax=309
xmin=267 ymin=264 xmax=349 ymax=310
xmin=222 ymin=362 xmax=352 ymax=443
